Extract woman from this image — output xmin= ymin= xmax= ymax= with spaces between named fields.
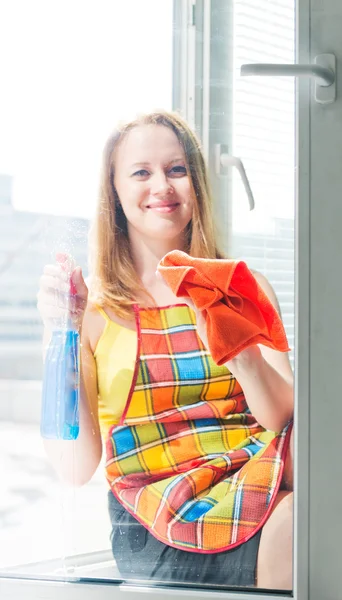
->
xmin=37 ymin=111 xmax=294 ymax=589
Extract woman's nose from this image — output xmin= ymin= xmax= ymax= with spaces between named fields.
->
xmin=151 ymin=172 xmax=173 ymax=196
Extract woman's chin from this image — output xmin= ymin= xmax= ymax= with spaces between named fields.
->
xmin=129 ymin=216 xmax=191 ymax=244
xmin=146 ymin=223 xmax=188 ymax=241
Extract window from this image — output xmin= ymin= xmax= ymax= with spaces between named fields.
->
xmin=2 ymin=1 xmax=342 ymax=599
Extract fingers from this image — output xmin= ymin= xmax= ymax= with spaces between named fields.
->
xmin=39 ymin=273 xmax=70 ymax=294
xmin=41 ymin=264 xmax=88 ymax=299
xmin=43 ymin=264 xmax=70 ymax=280
xmin=37 ymin=257 xmax=88 ymax=330
xmin=37 ymin=288 xmax=77 ymax=312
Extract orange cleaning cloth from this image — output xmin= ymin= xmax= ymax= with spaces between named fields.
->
xmin=157 ymin=250 xmax=290 ymax=365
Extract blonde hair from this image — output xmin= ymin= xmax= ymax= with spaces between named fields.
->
xmin=89 ymin=110 xmax=224 ymax=319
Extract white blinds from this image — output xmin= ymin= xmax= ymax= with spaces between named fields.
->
xmin=231 ymin=0 xmax=295 ymax=355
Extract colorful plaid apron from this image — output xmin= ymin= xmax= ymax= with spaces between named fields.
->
xmin=105 ymin=304 xmax=291 ymax=553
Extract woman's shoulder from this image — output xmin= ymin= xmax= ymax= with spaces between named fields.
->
xmin=82 ymin=301 xmax=136 ymax=355
xmin=80 ymin=301 xmax=105 ymax=354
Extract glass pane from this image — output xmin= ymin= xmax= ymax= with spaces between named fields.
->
xmin=1 ymin=0 xmax=295 ymax=594
xmin=230 ymin=1 xmax=295 ymax=365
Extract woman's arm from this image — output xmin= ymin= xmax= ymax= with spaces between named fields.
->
xmin=225 ymin=272 xmax=293 ymax=432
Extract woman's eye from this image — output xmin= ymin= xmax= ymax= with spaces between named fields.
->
xmin=169 ymin=165 xmax=187 ymax=176
xmin=132 ymin=169 xmax=149 ymax=177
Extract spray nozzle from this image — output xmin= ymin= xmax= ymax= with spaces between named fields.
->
xmin=56 ymin=253 xmax=77 ymax=296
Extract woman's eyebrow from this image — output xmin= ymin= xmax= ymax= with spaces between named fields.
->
xmin=130 ymin=157 xmax=185 ymax=169
xmin=169 ymin=157 xmax=185 ymax=164
xmin=131 ymin=161 xmax=150 ymax=168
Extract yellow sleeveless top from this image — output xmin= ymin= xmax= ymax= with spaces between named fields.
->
xmin=94 ymin=307 xmax=137 ymax=440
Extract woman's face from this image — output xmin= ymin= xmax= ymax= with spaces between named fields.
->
xmin=113 ymin=124 xmax=194 ymax=244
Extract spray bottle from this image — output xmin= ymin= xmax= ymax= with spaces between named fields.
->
xmin=40 ymin=254 xmax=80 ymax=440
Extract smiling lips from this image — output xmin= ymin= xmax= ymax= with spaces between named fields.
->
xmin=146 ymin=202 xmax=180 ymax=213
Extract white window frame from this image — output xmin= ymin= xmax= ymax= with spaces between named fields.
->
xmin=1 ymin=0 xmax=341 ymax=598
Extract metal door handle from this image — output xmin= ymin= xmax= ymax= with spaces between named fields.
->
xmin=241 ymin=53 xmax=336 ymax=104
xmin=215 ymin=144 xmax=255 ymax=211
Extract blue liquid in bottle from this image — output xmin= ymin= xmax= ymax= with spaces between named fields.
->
xmin=40 ymin=329 xmax=80 ymax=440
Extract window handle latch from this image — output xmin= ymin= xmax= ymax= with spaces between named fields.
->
xmin=215 ymin=144 xmax=255 ymax=211
xmin=241 ymin=53 xmax=336 ymax=105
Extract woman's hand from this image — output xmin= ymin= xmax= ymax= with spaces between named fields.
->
xmin=37 ymin=254 xmax=88 ymax=331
